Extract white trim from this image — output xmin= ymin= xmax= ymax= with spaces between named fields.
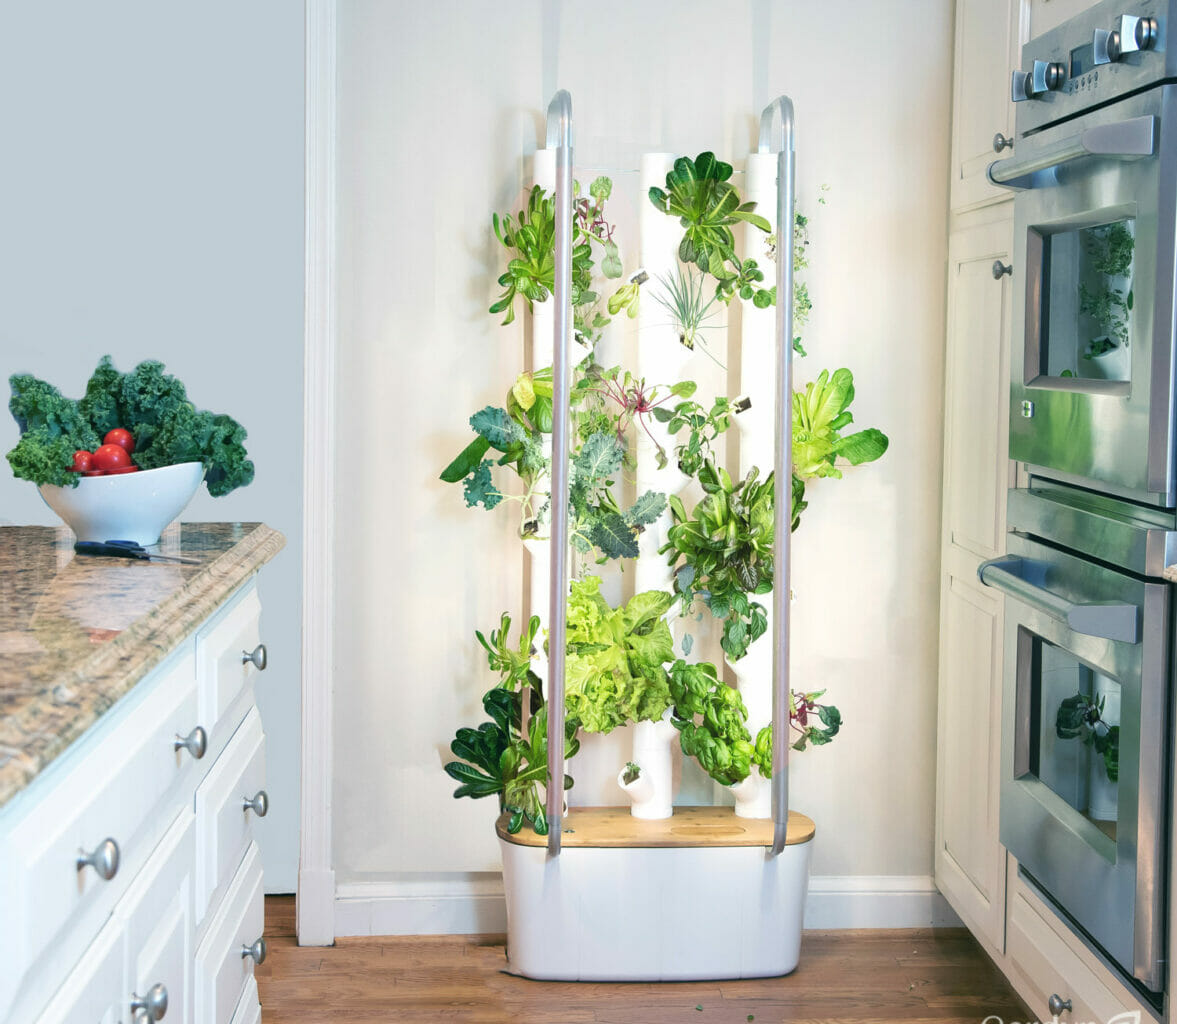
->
xmin=297 ymin=0 xmax=337 ymax=948
xmin=332 ymin=874 xmax=961 ymax=937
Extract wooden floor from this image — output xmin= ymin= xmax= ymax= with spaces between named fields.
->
xmin=257 ymin=896 xmax=1029 ymax=1024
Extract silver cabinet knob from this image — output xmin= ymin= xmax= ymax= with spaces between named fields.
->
xmin=992 ymin=260 xmax=1013 ymax=279
xmin=242 ymin=643 xmax=267 ymax=671
xmin=993 ymin=132 xmax=1014 ymax=153
xmin=241 ymin=937 xmax=267 ymax=965
xmin=77 ymin=838 xmax=120 ymax=880
xmin=174 ymin=725 xmax=207 ymax=760
xmin=1048 ymin=993 xmax=1073 ymax=1016
xmin=130 ymin=982 xmax=168 ymax=1021
xmin=243 ymin=790 xmax=269 ymax=817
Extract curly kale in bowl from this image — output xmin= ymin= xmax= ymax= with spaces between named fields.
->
xmin=7 ymin=356 xmax=254 ymax=497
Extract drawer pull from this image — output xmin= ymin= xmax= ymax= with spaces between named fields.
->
xmin=243 ymin=790 xmax=269 ymax=817
xmin=241 ymin=936 xmax=268 ymax=965
xmin=1048 ymin=994 xmax=1073 ymax=1016
xmin=130 ymin=982 xmax=168 ymax=1021
xmin=174 ymin=725 xmax=208 ymax=760
xmin=242 ymin=644 xmax=268 ymax=671
xmin=76 ymin=838 xmax=120 ymax=880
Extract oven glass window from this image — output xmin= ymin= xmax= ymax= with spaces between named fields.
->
xmin=1041 ymin=218 xmax=1135 ymax=382
xmin=1032 ymin=639 xmax=1120 ymax=841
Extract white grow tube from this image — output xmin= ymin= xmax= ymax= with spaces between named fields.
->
xmin=498 ymin=91 xmax=814 ymax=982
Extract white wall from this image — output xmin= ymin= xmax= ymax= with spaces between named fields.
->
xmin=333 ymin=0 xmax=954 ymax=922
xmin=0 ymin=3 xmax=305 ymax=890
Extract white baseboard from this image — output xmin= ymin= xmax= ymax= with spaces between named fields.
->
xmin=333 ymin=873 xmax=961 ymax=937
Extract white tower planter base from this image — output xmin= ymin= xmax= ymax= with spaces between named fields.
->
xmin=498 ymin=807 xmax=814 ymax=981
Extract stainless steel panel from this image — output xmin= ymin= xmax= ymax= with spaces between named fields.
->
xmin=1009 ymin=86 xmax=1177 ymax=504
xmin=1007 ymin=483 xmax=1177 ymax=576
xmin=993 ymin=533 xmax=1169 ymax=990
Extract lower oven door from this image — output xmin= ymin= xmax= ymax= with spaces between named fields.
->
xmin=980 ymin=534 xmax=1169 ymax=991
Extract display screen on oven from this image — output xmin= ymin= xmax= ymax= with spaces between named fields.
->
xmin=1071 ymin=43 xmax=1090 ymax=77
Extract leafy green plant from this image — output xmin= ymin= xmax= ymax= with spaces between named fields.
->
xmin=475 ymin=613 xmax=541 ymax=692
xmin=564 ymin=576 xmax=675 ymax=733
xmin=751 ymin=690 xmax=843 ymax=779
xmin=444 ymin=687 xmax=579 ymax=835
xmin=7 ymin=356 xmax=254 ymax=495
xmin=489 ymin=176 xmax=638 ymax=347
xmin=792 ymin=368 xmax=889 ymax=527
xmin=668 ymin=660 xmax=755 ymax=785
xmin=648 ymin=153 xmax=772 ymax=305
xmin=1056 ymin=692 xmax=1119 ymax=783
xmin=764 ymin=205 xmax=817 ymax=355
xmin=661 ymin=461 xmax=776 ymax=660
xmin=651 ymin=393 xmax=737 ymax=478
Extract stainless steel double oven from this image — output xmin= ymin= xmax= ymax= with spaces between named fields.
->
xmin=982 ymin=0 xmax=1177 ymax=1002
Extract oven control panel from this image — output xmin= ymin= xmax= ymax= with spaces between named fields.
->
xmin=1014 ymin=0 xmax=1169 ymax=137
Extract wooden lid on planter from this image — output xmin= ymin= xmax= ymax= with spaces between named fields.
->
xmin=496 ymin=806 xmax=816 ymax=848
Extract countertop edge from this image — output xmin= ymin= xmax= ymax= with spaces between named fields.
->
xmin=0 ymin=524 xmax=286 ymax=809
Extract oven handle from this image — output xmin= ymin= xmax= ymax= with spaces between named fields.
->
xmin=987 ymin=115 xmax=1156 ymax=190
xmin=977 ymin=556 xmax=1141 ymax=643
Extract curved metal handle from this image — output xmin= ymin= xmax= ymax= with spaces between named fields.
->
xmin=77 ymin=838 xmax=120 ymax=880
xmin=988 ymin=115 xmax=1156 ymax=189
xmin=242 ymin=643 xmax=267 ymax=671
xmin=174 ymin=725 xmax=207 ymax=760
xmin=130 ymin=983 xmax=168 ymax=1021
xmin=993 ymin=132 xmax=1014 ymax=154
xmin=1048 ymin=993 xmax=1073 ymax=1016
xmin=761 ymin=93 xmax=797 ymax=858
xmin=243 ymin=790 xmax=269 ymax=817
xmin=545 ymin=88 xmax=573 ymax=857
xmin=241 ymin=937 xmax=267 ymax=965
xmin=978 ymin=556 xmax=1140 ymax=643
xmin=992 ymin=260 xmax=1013 ymax=279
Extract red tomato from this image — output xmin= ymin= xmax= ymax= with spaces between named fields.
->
xmin=82 ymin=469 xmax=105 ymax=477
xmin=103 ymin=428 xmax=135 ymax=455
xmin=92 ymin=443 xmax=132 ymax=471
xmin=106 ymin=465 xmax=140 ymax=475
xmin=69 ymin=450 xmax=93 ymax=472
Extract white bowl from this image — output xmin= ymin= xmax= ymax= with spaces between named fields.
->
xmin=39 ymin=461 xmax=205 ymax=546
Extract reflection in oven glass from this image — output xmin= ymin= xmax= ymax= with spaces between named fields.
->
xmin=1042 ymin=219 xmax=1135 ymax=383
xmin=1034 ymin=641 xmax=1119 ymax=840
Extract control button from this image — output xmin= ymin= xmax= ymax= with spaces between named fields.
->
xmin=1022 ymin=400 xmax=1035 ymax=419
xmin=1094 ymin=15 xmax=1159 ymax=65
xmin=1011 ymin=60 xmax=1066 ymax=102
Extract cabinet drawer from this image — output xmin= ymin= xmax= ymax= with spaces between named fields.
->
xmin=195 ymin=707 xmax=265 ymax=921
xmin=196 ymin=582 xmax=263 ymax=737
xmin=229 ymin=977 xmax=261 ymax=1024
xmin=0 ymin=650 xmax=197 ymax=999
xmin=31 ymin=915 xmax=123 ymax=1024
xmin=195 ymin=842 xmax=264 ymax=1024
xmin=1007 ymin=882 xmax=1123 ymax=1022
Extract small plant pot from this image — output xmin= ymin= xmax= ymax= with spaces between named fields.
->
xmin=729 ymin=774 xmax=772 ymax=819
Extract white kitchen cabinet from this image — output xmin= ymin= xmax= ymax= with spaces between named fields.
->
xmin=950 ymin=0 xmax=1030 ymax=212
xmin=1 ymin=575 xmax=272 ymax=1024
xmin=941 ymin=212 xmax=1014 ymax=560
xmin=935 ymin=548 xmax=1006 ymax=955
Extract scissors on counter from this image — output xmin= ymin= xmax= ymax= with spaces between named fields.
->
xmin=74 ymin=539 xmax=201 ymax=564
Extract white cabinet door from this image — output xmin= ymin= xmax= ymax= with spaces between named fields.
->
xmin=120 ymin=813 xmax=195 ymax=1024
xmin=950 ymin=0 xmax=1030 ymax=211
xmin=942 ymin=213 xmax=1014 ymax=561
xmin=31 ymin=917 xmax=123 ymax=1024
xmin=935 ymin=552 xmax=1007 ymax=954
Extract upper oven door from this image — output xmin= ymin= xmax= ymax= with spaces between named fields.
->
xmin=1007 ymin=85 xmax=1177 ymax=505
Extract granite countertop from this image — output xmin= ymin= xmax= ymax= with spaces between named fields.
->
xmin=1164 ymin=564 xmax=1177 ymax=583
xmin=0 ymin=522 xmax=285 ymax=809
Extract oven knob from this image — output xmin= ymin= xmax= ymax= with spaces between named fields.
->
xmin=1011 ymin=60 xmax=1066 ymax=102
xmin=1094 ymin=15 xmax=1159 ymax=64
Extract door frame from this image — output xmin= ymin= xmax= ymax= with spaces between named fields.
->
xmin=298 ymin=0 xmax=337 ymax=947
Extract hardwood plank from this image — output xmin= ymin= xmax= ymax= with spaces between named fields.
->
xmin=257 ymin=896 xmax=1030 ymax=1024
xmin=497 ymin=806 xmax=816 ymax=848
